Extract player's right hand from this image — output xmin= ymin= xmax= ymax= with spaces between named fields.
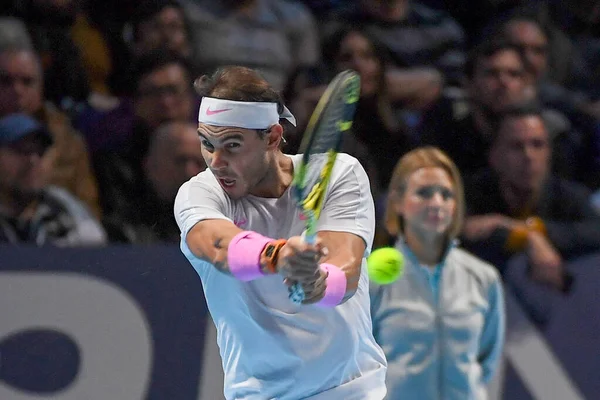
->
xmin=277 ymin=236 xmax=328 ymax=303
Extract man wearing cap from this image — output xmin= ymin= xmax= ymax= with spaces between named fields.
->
xmin=0 ymin=113 xmax=106 ymax=246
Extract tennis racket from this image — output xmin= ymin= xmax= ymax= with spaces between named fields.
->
xmin=288 ymin=70 xmax=361 ymax=304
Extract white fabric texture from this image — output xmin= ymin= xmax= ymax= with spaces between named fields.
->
xmin=174 ymin=153 xmax=386 ymax=400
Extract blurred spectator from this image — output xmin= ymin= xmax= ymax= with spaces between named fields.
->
xmin=3 ymin=0 xmax=91 ymax=114
xmin=461 ymin=103 xmax=600 ymax=288
xmin=180 ymin=0 xmax=320 ymax=91
xmin=81 ymin=49 xmax=195 ymax=153
xmin=94 ymin=0 xmax=196 ymax=99
xmin=102 ymin=121 xmax=205 ymax=244
xmin=326 ymin=25 xmax=414 ymax=192
xmin=0 ymin=44 xmax=101 ymax=218
xmin=371 ymin=147 xmax=504 ymax=399
xmin=285 ymin=24 xmax=414 ymax=196
xmin=324 ymin=0 xmax=465 ymax=110
xmin=0 ymin=114 xmax=106 ymax=246
xmin=131 ymin=0 xmax=193 ymax=63
xmin=486 ymin=11 xmax=600 ymax=121
xmin=90 ymin=49 xmax=196 ymax=220
xmin=418 ymin=38 xmax=583 ymax=182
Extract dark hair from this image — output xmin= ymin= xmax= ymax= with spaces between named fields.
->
xmin=194 ymin=66 xmax=285 ymax=113
xmin=321 ymin=23 xmax=390 ymax=90
xmin=465 ymin=38 xmax=531 ymax=79
xmin=195 ymin=66 xmax=287 ymax=138
xmin=132 ymin=49 xmax=192 ymax=89
xmin=491 ymin=101 xmax=546 ymax=143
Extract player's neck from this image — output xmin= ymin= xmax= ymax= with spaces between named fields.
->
xmin=249 ymin=152 xmax=293 ymax=198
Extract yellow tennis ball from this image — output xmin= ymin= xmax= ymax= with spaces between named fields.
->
xmin=367 ymin=247 xmax=405 ymax=285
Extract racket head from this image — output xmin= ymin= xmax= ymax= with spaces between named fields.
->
xmin=292 ymin=70 xmax=361 ymax=239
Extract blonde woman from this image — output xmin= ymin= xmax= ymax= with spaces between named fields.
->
xmin=370 ymin=147 xmax=505 ymax=400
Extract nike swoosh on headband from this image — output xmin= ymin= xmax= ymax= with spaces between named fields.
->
xmin=206 ymin=107 xmax=232 ymax=115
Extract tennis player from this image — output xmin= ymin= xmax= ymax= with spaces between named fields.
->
xmin=174 ymin=66 xmax=386 ymax=400
xmin=371 ymin=147 xmax=505 ymax=399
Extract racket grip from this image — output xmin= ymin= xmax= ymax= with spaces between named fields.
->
xmin=288 ymin=230 xmax=313 ymax=303
xmin=289 ymin=283 xmax=305 ymax=304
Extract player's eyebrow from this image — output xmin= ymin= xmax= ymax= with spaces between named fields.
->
xmin=197 ymin=131 xmax=245 ymax=143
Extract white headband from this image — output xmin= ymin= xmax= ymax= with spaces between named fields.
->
xmin=197 ymin=97 xmax=296 ymax=129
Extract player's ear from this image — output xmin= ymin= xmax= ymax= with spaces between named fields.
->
xmin=266 ymin=124 xmax=284 ymax=150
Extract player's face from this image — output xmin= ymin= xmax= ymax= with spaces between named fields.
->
xmin=395 ymin=167 xmax=456 ymax=239
xmin=198 ymin=123 xmax=270 ymax=199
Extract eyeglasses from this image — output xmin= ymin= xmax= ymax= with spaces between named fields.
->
xmin=414 ymin=185 xmax=455 ymax=201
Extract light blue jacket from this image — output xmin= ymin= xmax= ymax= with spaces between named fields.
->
xmin=370 ymin=240 xmax=505 ymax=400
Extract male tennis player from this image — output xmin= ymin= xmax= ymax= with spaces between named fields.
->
xmin=174 ymin=66 xmax=386 ymax=399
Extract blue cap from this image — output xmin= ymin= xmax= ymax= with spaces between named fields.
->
xmin=0 ymin=113 xmax=52 ymax=146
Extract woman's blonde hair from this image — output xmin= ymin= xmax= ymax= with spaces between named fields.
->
xmin=384 ymin=146 xmax=465 ymax=239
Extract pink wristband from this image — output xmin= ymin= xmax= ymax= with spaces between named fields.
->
xmin=227 ymin=231 xmax=272 ymax=281
xmin=316 ymin=263 xmax=347 ymax=308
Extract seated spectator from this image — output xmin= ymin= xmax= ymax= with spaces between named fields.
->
xmin=88 ymin=50 xmax=197 ymax=218
xmin=0 ymin=43 xmax=101 ymax=218
xmin=81 ymin=49 xmax=196 ymax=153
xmin=418 ymin=38 xmax=583 ymax=182
xmin=486 ymin=11 xmax=600 ymax=123
xmin=3 ymin=0 xmax=91 ymax=114
xmin=324 ymin=0 xmax=466 ymax=111
xmin=461 ymin=103 xmax=600 ymax=290
xmin=285 ymin=24 xmax=414 ymax=196
xmin=0 ymin=114 xmax=106 ymax=246
xmin=98 ymin=0 xmax=195 ymax=98
xmin=103 ymin=121 xmax=206 ymax=244
xmin=180 ymin=0 xmax=320 ymax=91
xmin=130 ymin=0 xmax=193 ymax=63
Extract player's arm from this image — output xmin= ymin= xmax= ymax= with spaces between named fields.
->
xmin=185 ymin=220 xmax=317 ymax=280
xmin=184 ymin=216 xmax=320 ymax=281
xmin=185 ymin=220 xmax=244 ymax=275
xmin=317 ymin=230 xmax=365 ymax=302
xmin=176 ymin=180 xmax=306 ymax=280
